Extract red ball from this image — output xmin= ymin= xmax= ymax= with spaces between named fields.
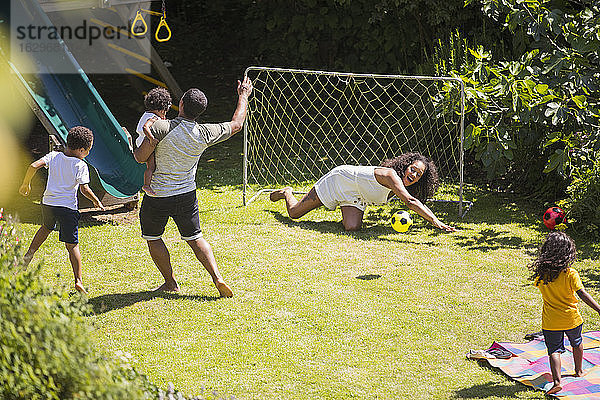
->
xmin=543 ymin=207 xmax=565 ymax=230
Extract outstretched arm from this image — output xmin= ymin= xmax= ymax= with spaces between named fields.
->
xmin=19 ymin=158 xmax=46 ymax=196
xmin=229 ymin=76 xmax=253 ymax=134
xmin=374 ymin=168 xmax=455 ymax=232
xmin=577 ymin=288 xmax=600 ymax=314
xmin=79 ymin=184 xmax=105 ymax=211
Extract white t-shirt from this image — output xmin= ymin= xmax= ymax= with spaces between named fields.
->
xmin=41 ymin=151 xmax=90 ymax=210
xmin=135 ymin=111 xmax=160 ymax=148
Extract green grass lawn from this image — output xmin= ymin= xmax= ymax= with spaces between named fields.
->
xmin=14 ymin=164 xmax=600 ymax=399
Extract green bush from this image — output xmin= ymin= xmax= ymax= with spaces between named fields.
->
xmin=0 ymin=216 xmax=146 ymax=399
xmin=0 ymin=214 xmax=221 ymax=400
xmin=563 ymin=153 xmax=600 ymax=237
xmin=431 ymin=0 xmax=599 ymax=205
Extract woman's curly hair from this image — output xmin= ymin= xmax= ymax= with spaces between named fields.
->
xmin=529 ymin=231 xmax=577 ymax=285
xmin=380 ymin=152 xmax=439 ymax=201
xmin=144 ymin=87 xmax=172 ymax=112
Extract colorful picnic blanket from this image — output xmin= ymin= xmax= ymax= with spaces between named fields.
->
xmin=484 ymin=331 xmax=600 ymax=399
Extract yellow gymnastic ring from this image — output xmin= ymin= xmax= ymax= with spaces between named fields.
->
xmin=131 ymin=10 xmax=147 ymax=36
xmin=155 ymin=16 xmax=171 ymax=42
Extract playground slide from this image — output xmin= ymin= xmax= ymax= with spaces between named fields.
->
xmin=4 ymin=0 xmax=144 ymax=198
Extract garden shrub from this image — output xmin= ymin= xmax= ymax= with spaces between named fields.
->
xmin=0 ymin=213 xmax=222 ymax=400
xmin=432 ymin=0 xmax=599 ymax=206
xmin=563 ymin=154 xmax=600 ymax=237
xmin=0 ymin=215 xmax=148 ymax=399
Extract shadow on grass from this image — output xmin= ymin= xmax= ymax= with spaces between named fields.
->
xmin=269 ymin=210 xmax=343 ymax=234
xmin=451 ymin=228 xmax=535 ymax=252
xmin=268 ymin=205 xmax=452 ymax=236
xmin=459 ymin=190 xmax=542 ymax=227
xmin=356 ymin=274 xmax=381 ymax=280
xmin=578 ymin=261 xmax=600 ymax=291
xmin=453 ymin=381 xmax=534 ymax=399
xmin=453 ymin=361 xmax=537 ymax=399
xmin=87 ymin=290 xmax=219 ymax=315
xmin=268 ymin=210 xmax=402 ymax=239
xmin=268 ymin=207 xmax=538 ymax=253
xmin=573 ymin=240 xmax=600 ymax=262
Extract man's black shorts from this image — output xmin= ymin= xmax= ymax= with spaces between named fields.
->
xmin=139 ymin=190 xmax=202 ymax=241
xmin=41 ymin=204 xmax=80 ymax=244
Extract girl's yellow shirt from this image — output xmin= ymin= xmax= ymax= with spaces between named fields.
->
xmin=535 ymin=268 xmax=584 ymax=331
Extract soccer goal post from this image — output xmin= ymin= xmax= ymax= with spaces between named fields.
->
xmin=243 ymin=67 xmax=469 ymax=216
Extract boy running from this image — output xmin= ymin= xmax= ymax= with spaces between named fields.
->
xmin=19 ymin=126 xmax=105 ymax=293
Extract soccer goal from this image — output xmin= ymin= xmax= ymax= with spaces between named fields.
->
xmin=243 ymin=67 xmax=470 ymax=216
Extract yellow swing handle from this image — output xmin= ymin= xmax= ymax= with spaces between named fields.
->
xmin=155 ymin=14 xmax=171 ymax=42
xmin=131 ymin=9 xmax=147 ymax=36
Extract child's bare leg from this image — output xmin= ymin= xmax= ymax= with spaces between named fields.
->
xmin=142 ymin=154 xmax=157 ymax=196
xmin=270 ymin=187 xmax=323 ymax=219
xmin=547 ymin=352 xmax=563 ymax=394
xmin=65 ymin=243 xmax=86 ymax=293
xmin=573 ymin=343 xmax=584 ymax=376
xmin=23 ymin=225 xmax=52 ymax=266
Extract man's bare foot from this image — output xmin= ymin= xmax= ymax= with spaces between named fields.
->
xmin=154 ymin=282 xmax=180 ymax=292
xmin=142 ymin=185 xmax=157 ymax=196
xmin=215 ymin=280 xmax=233 ymax=298
xmin=269 ymin=187 xmax=292 ymax=202
xmin=75 ymin=282 xmax=87 ymax=294
xmin=575 ymin=369 xmax=587 ymax=377
xmin=547 ymin=384 xmax=562 ymax=395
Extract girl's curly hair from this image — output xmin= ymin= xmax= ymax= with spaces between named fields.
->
xmin=380 ymin=152 xmax=439 ymax=201
xmin=144 ymin=87 xmax=172 ymax=112
xmin=529 ymin=231 xmax=576 ymax=285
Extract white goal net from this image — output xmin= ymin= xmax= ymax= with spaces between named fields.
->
xmin=243 ymin=67 xmax=467 ymax=215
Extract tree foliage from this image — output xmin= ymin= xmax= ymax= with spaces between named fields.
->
xmin=562 ymin=156 xmax=600 ymax=237
xmin=242 ymin=0 xmax=488 ymax=74
xmin=440 ymin=0 xmax=599 ymax=185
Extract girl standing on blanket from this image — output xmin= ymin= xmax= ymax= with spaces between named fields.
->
xmin=530 ymin=231 xmax=600 ymax=394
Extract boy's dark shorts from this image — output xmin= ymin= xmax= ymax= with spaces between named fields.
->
xmin=543 ymin=323 xmax=583 ymax=355
xmin=139 ymin=190 xmax=202 ymax=241
xmin=41 ymin=204 xmax=80 ymax=244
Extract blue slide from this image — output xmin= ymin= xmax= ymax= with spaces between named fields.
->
xmin=2 ymin=0 xmax=144 ymax=198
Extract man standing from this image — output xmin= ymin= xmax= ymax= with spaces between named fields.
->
xmin=134 ymin=77 xmax=253 ymax=296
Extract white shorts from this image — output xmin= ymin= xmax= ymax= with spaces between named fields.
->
xmin=314 ymin=167 xmax=368 ymax=211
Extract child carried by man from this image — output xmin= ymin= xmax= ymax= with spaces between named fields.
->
xmin=135 ymin=87 xmax=172 ymax=196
